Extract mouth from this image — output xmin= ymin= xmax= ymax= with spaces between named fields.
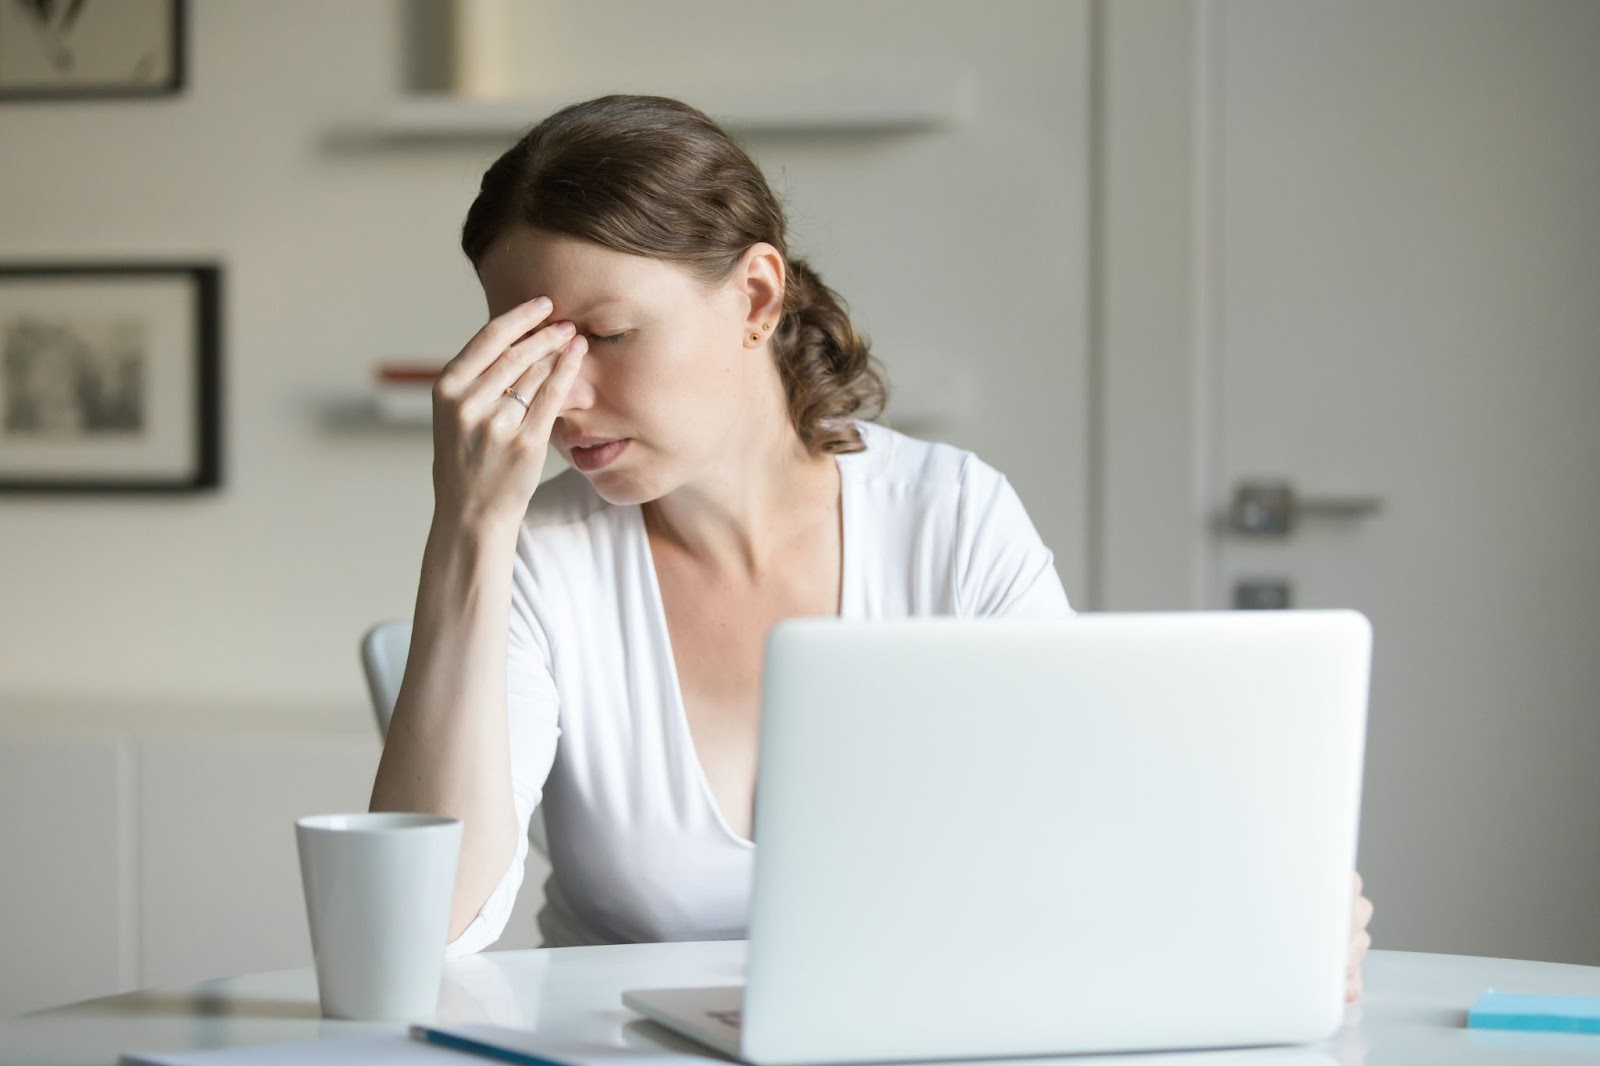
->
xmin=566 ymin=437 xmax=630 ymax=473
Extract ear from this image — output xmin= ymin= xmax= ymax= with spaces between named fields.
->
xmin=737 ymin=242 xmax=786 ymax=349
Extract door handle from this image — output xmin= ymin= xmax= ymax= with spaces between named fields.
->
xmin=1229 ymin=480 xmax=1384 ymax=537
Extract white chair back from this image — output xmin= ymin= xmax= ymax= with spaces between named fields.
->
xmin=360 ymin=620 xmax=412 ymax=737
xmin=361 ymin=620 xmax=549 ymax=858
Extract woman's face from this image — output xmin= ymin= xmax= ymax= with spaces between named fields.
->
xmin=476 ymin=226 xmax=781 ymax=506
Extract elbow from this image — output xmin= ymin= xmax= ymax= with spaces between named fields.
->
xmin=444 ymin=908 xmax=502 ymax=959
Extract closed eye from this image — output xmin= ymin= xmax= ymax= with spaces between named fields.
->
xmin=590 ymin=331 xmax=630 ymax=344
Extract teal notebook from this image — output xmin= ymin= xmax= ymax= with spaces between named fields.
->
xmin=1468 ymin=991 xmax=1600 ymax=1034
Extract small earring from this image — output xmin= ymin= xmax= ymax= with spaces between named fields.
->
xmin=750 ymin=333 xmax=760 ymax=342
xmin=761 ymin=323 xmax=771 ymax=331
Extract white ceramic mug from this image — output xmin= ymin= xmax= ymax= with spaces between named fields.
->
xmin=295 ymin=812 xmax=463 ymax=1020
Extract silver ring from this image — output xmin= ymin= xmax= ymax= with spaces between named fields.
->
xmin=504 ymin=387 xmax=532 ymax=410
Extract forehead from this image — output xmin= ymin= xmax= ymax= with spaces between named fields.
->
xmin=477 ymin=227 xmax=693 ymax=317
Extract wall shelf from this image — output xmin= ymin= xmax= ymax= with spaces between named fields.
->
xmin=316 ymin=397 xmax=430 ymax=436
xmin=352 ymin=75 xmax=971 ymax=142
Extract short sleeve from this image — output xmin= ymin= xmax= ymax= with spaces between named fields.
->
xmin=953 ymin=455 xmax=1075 ymax=619
xmin=444 ymin=537 xmax=561 ymax=958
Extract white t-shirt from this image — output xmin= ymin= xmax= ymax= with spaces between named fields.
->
xmin=444 ymin=419 xmax=1073 ymax=956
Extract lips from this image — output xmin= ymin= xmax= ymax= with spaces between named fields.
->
xmin=567 ymin=437 xmax=629 ymax=472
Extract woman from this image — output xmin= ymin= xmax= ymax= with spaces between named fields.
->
xmin=369 ymin=94 xmax=1374 ymax=1001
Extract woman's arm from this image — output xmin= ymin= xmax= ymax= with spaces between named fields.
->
xmin=369 ymin=517 xmax=526 ymax=943
xmin=370 ymin=293 xmax=586 ymax=944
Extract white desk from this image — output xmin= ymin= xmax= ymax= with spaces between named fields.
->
xmin=8 ymin=943 xmax=1600 ymax=1065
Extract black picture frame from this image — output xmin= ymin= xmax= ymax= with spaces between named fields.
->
xmin=0 ymin=0 xmax=186 ymax=100
xmin=0 ymin=262 xmax=221 ymax=494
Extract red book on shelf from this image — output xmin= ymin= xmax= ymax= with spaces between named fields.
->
xmin=375 ymin=362 xmax=444 ymax=385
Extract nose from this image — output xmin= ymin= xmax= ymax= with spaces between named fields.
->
xmin=559 ymin=349 xmax=597 ymax=413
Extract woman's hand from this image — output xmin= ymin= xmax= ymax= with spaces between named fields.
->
xmin=1347 ymin=871 xmax=1374 ymax=1003
xmin=430 ymin=295 xmax=588 ymax=534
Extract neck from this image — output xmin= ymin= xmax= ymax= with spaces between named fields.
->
xmin=643 ymin=404 xmax=839 ymax=581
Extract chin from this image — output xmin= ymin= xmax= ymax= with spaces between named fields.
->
xmin=581 ymin=469 xmax=662 ymax=508
xmin=570 ymin=442 xmax=692 ymax=508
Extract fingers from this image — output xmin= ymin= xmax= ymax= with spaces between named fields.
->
xmin=483 ymin=332 xmax=592 ymax=435
xmin=1348 ymin=927 xmax=1372 ymax=966
xmin=464 ymin=320 xmax=577 ymax=413
xmin=1344 ymin=876 xmax=1372 ymax=1006
xmin=518 ymin=338 xmax=588 ymax=441
xmin=1351 ymin=872 xmax=1372 ymax=928
xmin=1350 ymin=872 xmax=1374 ymax=933
xmin=1344 ymin=923 xmax=1372 ymax=1004
xmin=506 ymin=332 xmax=585 ymax=414
xmin=1347 ymin=897 xmax=1373 ymax=965
xmin=1356 ymin=893 xmax=1375 ymax=929
xmin=436 ymin=295 xmax=556 ymax=392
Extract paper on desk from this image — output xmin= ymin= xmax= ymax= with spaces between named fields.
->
xmin=119 ymin=1025 xmax=723 ymax=1066
xmin=119 ymin=1032 xmax=458 ymax=1066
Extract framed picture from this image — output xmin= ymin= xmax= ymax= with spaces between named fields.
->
xmin=0 ymin=262 xmax=221 ymax=493
xmin=0 ymin=0 xmax=185 ymax=99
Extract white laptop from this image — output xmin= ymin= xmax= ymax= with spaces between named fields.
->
xmin=622 ymin=611 xmax=1371 ymax=1065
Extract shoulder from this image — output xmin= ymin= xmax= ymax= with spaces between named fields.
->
xmin=842 ymin=420 xmax=1024 ymax=560
xmin=845 ymin=420 xmax=1069 ymax=616
xmin=845 ymin=419 xmax=1010 ymax=500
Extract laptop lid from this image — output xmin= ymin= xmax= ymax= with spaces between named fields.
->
xmin=738 ymin=611 xmax=1370 ymax=1065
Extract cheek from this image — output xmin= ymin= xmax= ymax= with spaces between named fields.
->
xmin=590 ymin=354 xmax=692 ymax=440
xmin=604 ymin=326 xmax=746 ymax=433
xmin=631 ymin=346 xmax=722 ymax=407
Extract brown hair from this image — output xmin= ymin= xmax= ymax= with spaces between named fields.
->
xmin=461 ymin=94 xmax=887 ymax=456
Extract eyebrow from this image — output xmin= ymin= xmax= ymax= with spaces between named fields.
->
xmin=565 ymin=298 xmax=630 ymax=319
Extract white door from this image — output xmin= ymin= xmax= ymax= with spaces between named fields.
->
xmin=1103 ymin=0 xmax=1600 ymax=964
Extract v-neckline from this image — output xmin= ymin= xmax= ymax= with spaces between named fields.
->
xmin=637 ymin=451 xmax=852 ymax=850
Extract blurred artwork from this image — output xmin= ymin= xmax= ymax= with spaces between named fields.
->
xmin=0 ymin=264 xmax=219 ymax=492
xmin=2 ymin=315 xmax=146 ymax=437
xmin=0 ymin=0 xmax=182 ymax=96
